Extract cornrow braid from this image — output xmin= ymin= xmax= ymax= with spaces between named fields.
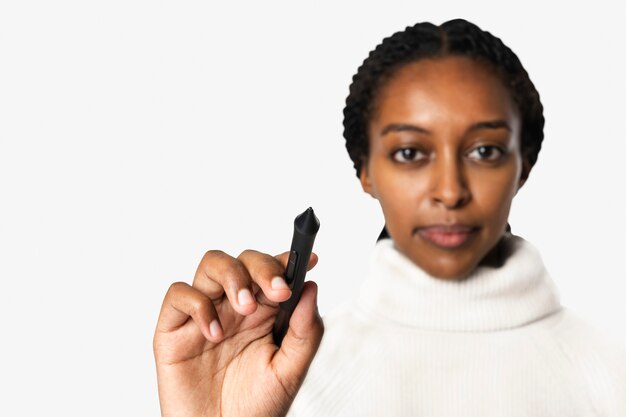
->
xmin=343 ymin=18 xmax=545 ymax=180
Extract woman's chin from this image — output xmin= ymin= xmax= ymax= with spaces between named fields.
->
xmin=424 ymin=263 xmax=475 ymax=281
xmin=405 ymin=251 xmax=477 ymax=281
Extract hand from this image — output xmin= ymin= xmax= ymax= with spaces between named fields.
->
xmin=153 ymin=249 xmax=324 ymax=417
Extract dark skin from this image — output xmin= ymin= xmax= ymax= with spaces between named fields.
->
xmin=360 ymin=56 xmax=532 ymax=281
xmin=154 ymin=250 xmax=323 ymax=417
xmin=154 ymin=55 xmax=534 ymax=417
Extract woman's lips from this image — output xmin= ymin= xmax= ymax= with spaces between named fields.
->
xmin=416 ymin=225 xmax=479 ymax=249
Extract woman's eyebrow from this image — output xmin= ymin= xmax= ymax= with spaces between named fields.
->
xmin=380 ymin=123 xmax=431 ymax=136
xmin=379 ymin=120 xmax=511 ymax=136
xmin=467 ymin=120 xmax=511 ymax=133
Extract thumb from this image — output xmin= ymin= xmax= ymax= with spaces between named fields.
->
xmin=270 ymin=281 xmax=324 ymax=397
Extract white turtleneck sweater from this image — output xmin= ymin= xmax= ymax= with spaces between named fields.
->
xmin=287 ymin=233 xmax=626 ymax=416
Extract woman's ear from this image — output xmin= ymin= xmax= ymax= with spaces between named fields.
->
xmin=359 ymin=159 xmax=377 ymax=199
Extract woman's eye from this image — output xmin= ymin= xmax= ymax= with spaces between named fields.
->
xmin=467 ymin=145 xmax=505 ymax=161
xmin=392 ymin=147 xmax=426 ymax=163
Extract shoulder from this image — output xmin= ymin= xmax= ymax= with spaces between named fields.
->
xmin=314 ymin=301 xmax=376 ymax=365
xmin=547 ymin=307 xmax=626 ymax=364
xmin=544 ymin=308 xmax=626 ymax=415
xmin=288 ymin=302 xmax=378 ymax=416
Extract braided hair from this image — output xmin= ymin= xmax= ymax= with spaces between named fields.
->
xmin=342 ymin=19 xmax=544 ymax=242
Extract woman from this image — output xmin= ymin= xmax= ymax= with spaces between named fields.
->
xmin=153 ymin=19 xmax=626 ymax=416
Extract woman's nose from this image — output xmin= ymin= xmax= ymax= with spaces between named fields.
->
xmin=431 ymin=155 xmax=471 ymax=209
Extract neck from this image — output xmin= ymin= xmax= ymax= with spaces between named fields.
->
xmin=478 ymin=233 xmax=508 ymax=268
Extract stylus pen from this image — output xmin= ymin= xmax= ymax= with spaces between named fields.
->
xmin=272 ymin=207 xmax=320 ymax=347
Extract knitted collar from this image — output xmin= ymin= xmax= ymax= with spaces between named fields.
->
xmin=356 ymin=232 xmax=562 ymax=332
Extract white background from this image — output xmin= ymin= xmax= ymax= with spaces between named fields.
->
xmin=1 ymin=1 xmax=625 ymax=415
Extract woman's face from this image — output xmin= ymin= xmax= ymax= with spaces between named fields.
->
xmin=360 ymin=56 xmax=531 ymax=281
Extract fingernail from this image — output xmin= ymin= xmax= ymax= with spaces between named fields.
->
xmin=271 ymin=276 xmax=290 ymax=290
xmin=238 ymin=288 xmax=254 ymax=305
xmin=209 ymin=319 xmax=222 ymax=339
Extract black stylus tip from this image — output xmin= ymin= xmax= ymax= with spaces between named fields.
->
xmin=295 ymin=207 xmax=320 ymax=235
